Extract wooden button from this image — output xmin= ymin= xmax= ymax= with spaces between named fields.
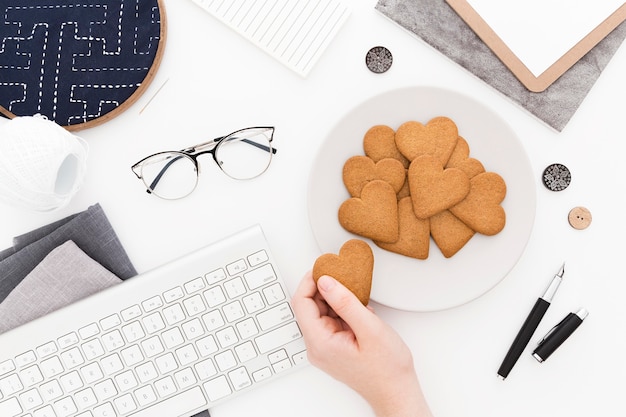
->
xmin=568 ymin=207 xmax=591 ymax=230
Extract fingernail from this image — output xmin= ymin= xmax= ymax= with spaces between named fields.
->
xmin=317 ymin=275 xmax=337 ymax=292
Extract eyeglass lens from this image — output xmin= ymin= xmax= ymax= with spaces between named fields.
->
xmin=217 ymin=127 xmax=273 ymax=180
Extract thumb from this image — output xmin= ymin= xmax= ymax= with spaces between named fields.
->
xmin=317 ymin=275 xmax=373 ymax=334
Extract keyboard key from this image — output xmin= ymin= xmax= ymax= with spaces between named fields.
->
xmin=203 ymin=287 xmax=226 ymax=308
xmin=36 ymin=342 xmax=58 ymax=359
xmin=82 ymin=339 xmax=105 ymax=361
xmin=20 ymin=364 xmax=43 ymax=387
xmin=0 ymin=397 xmax=21 ymax=417
xmin=135 ymin=385 xmax=157 ymax=407
xmin=75 ymin=387 xmax=98 ymax=409
xmin=201 ymin=310 xmax=225 ymax=331
xmin=163 ymin=286 xmax=184 ymax=303
xmin=247 ymin=249 xmax=268 ymax=266
xmin=155 ymin=353 xmax=178 ymax=374
xmin=163 ymin=304 xmax=186 ymax=325
xmin=141 ymin=295 xmax=163 ymax=312
xmin=40 ymin=356 xmax=64 ymax=378
xmin=94 ymin=379 xmax=117 ymax=401
xmin=235 ymin=317 xmax=259 ymax=339
xmin=99 ymin=314 xmax=121 ymax=331
xmin=136 ymin=362 xmax=158 ymax=384
xmin=194 ymin=359 xmax=217 ymax=380
xmin=122 ymin=321 xmax=146 ymax=343
xmin=223 ymin=300 xmax=245 ymax=323
xmin=39 ymin=380 xmax=63 ymax=401
xmin=55 ymin=396 xmax=78 ymax=417
xmin=196 ymin=335 xmax=218 ymax=357
xmin=93 ymin=402 xmax=116 ymax=417
xmin=226 ymin=259 xmax=247 ymax=276
xmin=255 ymin=322 xmax=302 ymax=354
xmin=176 ymin=345 xmax=199 ymax=366
xmin=228 ymin=367 xmax=252 ymax=390
xmin=120 ymin=345 xmax=144 ymax=366
xmin=19 ymin=387 xmax=43 ymax=410
xmin=243 ymin=264 xmax=276 ymax=290
xmin=60 ymin=347 xmax=85 ymax=369
xmin=256 ymin=302 xmax=294 ymax=331
xmin=174 ymin=367 xmax=197 ymax=389
xmin=100 ymin=353 xmax=123 ymax=376
xmin=184 ymin=277 xmax=206 ymax=294
xmin=81 ymin=362 xmax=104 ymax=384
xmin=142 ymin=312 xmax=166 ymax=334
xmin=204 ymin=376 xmax=232 ymax=402
xmin=214 ymin=351 xmax=236 ymax=372
xmin=154 ymin=375 xmax=177 ymax=398
xmin=263 ymin=283 xmax=286 ymax=305
xmin=34 ymin=404 xmax=55 ymax=417
xmin=102 ymin=330 xmax=125 ymax=351
xmin=141 ymin=336 xmax=164 ymax=358
xmin=234 ymin=341 xmax=257 ymax=363
xmin=78 ymin=323 xmax=100 ymax=340
xmin=15 ymin=350 xmax=37 ymax=367
xmin=216 ymin=327 xmax=238 ymax=348
xmin=183 ymin=295 xmax=207 ymax=316
xmin=113 ymin=394 xmax=137 ymax=414
xmin=162 ymin=327 xmax=185 ymax=349
xmin=0 ymin=359 xmax=15 ymax=377
xmin=121 ymin=304 xmax=143 ymax=322
xmin=182 ymin=318 xmax=205 ymax=340
xmin=60 ymin=370 xmax=84 ymax=393
xmin=127 ymin=386 xmax=207 ymax=417
xmin=205 ymin=268 xmax=226 ymax=284
xmin=252 ymin=367 xmax=272 ymax=382
xmin=242 ymin=292 xmax=265 ymax=314
xmin=224 ymin=277 xmax=246 ymax=299
xmin=115 ymin=370 xmax=138 ymax=392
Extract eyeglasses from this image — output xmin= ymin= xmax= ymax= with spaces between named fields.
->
xmin=131 ymin=126 xmax=276 ymax=199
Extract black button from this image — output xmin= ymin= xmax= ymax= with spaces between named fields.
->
xmin=542 ymin=163 xmax=571 ymax=191
xmin=366 ymin=46 xmax=393 ymax=73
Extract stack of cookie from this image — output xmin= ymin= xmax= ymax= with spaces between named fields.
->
xmin=338 ymin=116 xmax=506 ymax=259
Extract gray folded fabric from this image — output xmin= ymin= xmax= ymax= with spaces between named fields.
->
xmin=0 ymin=240 xmax=122 ymax=334
xmin=0 ymin=203 xmax=137 ymax=303
xmin=375 ymin=0 xmax=626 ymax=131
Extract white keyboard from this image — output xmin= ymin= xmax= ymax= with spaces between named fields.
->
xmin=0 ymin=225 xmax=308 ymax=417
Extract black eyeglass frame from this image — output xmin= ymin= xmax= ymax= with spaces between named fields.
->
xmin=131 ymin=126 xmax=277 ymax=199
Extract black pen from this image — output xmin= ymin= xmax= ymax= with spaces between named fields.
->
xmin=532 ymin=308 xmax=588 ymax=362
xmin=497 ymin=263 xmax=565 ymax=380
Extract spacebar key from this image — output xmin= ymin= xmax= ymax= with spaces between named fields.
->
xmin=129 ymin=387 xmax=207 ymax=417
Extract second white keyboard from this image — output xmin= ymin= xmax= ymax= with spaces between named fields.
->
xmin=0 ymin=225 xmax=308 ymax=417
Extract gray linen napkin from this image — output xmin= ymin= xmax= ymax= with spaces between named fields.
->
xmin=0 ymin=240 xmax=122 ymax=334
xmin=0 ymin=203 xmax=136 ymax=303
xmin=375 ymin=0 xmax=626 ymax=131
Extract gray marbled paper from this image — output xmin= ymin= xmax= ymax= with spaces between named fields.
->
xmin=376 ymin=0 xmax=626 ymax=131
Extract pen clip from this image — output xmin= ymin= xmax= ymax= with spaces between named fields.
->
xmin=536 ymin=314 xmax=570 ymax=346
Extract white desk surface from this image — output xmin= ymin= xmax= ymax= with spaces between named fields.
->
xmin=1 ymin=1 xmax=625 ymax=416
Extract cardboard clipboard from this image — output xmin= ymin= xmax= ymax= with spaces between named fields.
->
xmin=445 ymin=0 xmax=626 ymax=92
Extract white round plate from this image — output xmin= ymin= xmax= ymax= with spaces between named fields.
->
xmin=307 ymin=86 xmax=536 ymax=312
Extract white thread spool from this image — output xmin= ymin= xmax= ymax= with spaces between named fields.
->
xmin=0 ymin=114 xmax=88 ymax=211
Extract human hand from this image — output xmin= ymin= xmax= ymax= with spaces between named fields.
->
xmin=291 ymin=271 xmax=433 ymax=417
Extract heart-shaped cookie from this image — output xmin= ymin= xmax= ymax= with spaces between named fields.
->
xmin=446 ymin=136 xmax=485 ymax=178
xmin=408 ymin=154 xmax=470 ymax=219
xmin=430 ymin=210 xmax=475 ymax=258
xmin=313 ymin=239 xmax=374 ymax=305
xmin=395 ymin=117 xmax=459 ymax=165
xmin=339 ymin=180 xmax=399 ymax=243
xmin=450 ymin=172 xmax=506 ymax=235
xmin=343 ymin=155 xmax=406 ymax=197
xmin=363 ymin=124 xmax=410 ymax=168
xmin=375 ymin=197 xmax=430 ymax=259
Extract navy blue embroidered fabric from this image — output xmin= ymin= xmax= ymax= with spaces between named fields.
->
xmin=0 ymin=0 xmax=164 ymax=129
